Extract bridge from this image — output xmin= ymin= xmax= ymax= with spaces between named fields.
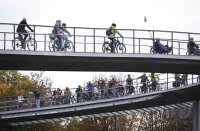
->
xmin=0 ymin=82 xmax=199 ymax=125
xmin=0 ymin=23 xmax=200 ymax=130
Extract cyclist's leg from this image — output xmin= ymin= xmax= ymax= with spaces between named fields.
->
xmin=17 ymin=32 xmax=23 ymax=42
xmin=63 ymin=35 xmax=68 ymax=46
xmin=23 ymin=30 xmax=28 ymax=42
xmin=60 ymin=35 xmax=65 ymax=49
xmin=110 ymin=38 xmax=116 ymax=53
xmin=56 ymin=35 xmax=62 ymax=49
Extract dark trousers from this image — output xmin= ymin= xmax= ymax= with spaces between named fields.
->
xmin=17 ymin=30 xmax=28 ymax=42
xmin=109 ymin=38 xmax=117 ymax=53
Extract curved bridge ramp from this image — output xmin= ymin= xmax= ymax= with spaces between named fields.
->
xmin=0 ymin=83 xmax=199 ymax=125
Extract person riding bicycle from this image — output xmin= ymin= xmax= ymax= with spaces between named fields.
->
xmin=53 ymin=20 xmax=63 ymax=50
xmin=107 ymin=23 xmax=123 ymax=53
xmin=60 ymin=23 xmax=71 ymax=49
xmin=126 ymin=74 xmax=134 ymax=95
xmin=149 ymin=72 xmax=157 ymax=91
xmin=138 ymin=73 xmax=149 ymax=93
xmin=16 ymin=18 xmax=34 ymax=49
xmin=154 ymin=38 xmax=172 ymax=54
xmin=187 ymin=37 xmax=199 ymax=55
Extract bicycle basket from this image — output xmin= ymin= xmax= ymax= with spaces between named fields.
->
xmin=49 ymin=33 xmax=54 ymax=40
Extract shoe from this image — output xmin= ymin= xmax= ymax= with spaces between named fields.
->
xmin=22 ymin=42 xmax=26 ymax=49
xmin=64 ymin=44 xmax=68 ymax=48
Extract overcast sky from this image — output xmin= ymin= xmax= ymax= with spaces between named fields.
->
xmin=1 ymin=0 xmax=200 ymax=90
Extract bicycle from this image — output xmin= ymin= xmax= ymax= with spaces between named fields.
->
xmin=150 ymin=45 xmax=172 ymax=54
xmin=102 ymin=38 xmax=126 ymax=53
xmin=12 ymin=31 xmax=37 ymax=51
xmin=186 ymin=47 xmax=200 ymax=56
xmin=49 ymin=34 xmax=74 ymax=52
xmin=125 ymin=84 xmax=134 ymax=95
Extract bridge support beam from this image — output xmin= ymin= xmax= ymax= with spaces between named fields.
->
xmin=114 ymin=115 xmax=120 ymax=131
xmin=192 ymin=99 xmax=200 ymax=131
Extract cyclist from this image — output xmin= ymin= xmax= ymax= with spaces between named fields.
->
xmin=107 ymin=23 xmax=123 ymax=53
xmin=60 ymin=23 xmax=71 ymax=49
xmin=126 ymin=74 xmax=134 ymax=95
xmin=154 ymin=38 xmax=171 ymax=53
xmin=53 ymin=20 xmax=63 ymax=50
xmin=138 ymin=73 xmax=149 ymax=93
xmin=149 ymin=72 xmax=157 ymax=91
xmin=16 ymin=18 xmax=34 ymax=49
xmin=187 ymin=37 xmax=199 ymax=55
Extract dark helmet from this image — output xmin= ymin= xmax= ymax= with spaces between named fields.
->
xmin=22 ymin=18 xmax=26 ymax=21
xmin=62 ymin=23 xmax=66 ymax=27
xmin=189 ymin=37 xmax=194 ymax=41
xmin=112 ymin=23 xmax=116 ymax=27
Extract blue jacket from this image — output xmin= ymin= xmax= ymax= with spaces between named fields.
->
xmin=87 ymin=83 xmax=94 ymax=92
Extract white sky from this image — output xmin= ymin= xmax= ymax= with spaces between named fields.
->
xmin=1 ymin=0 xmax=200 ymax=90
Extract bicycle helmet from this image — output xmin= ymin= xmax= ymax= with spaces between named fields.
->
xmin=112 ymin=23 xmax=116 ymax=27
xmin=23 ymin=18 xmax=26 ymax=21
xmin=62 ymin=23 xmax=66 ymax=27
xmin=155 ymin=38 xmax=160 ymax=41
xmin=56 ymin=20 xmax=61 ymax=23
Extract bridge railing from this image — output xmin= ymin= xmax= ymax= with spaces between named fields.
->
xmin=0 ymin=73 xmax=199 ymax=112
xmin=0 ymin=23 xmax=200 ymax=55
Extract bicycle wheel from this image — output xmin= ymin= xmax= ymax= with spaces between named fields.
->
xmin=150 ymin=46 xmax=154 ymax=54
xmin=27 ymin=38 xmax=37 ymax=51
xmin=102 ymin=41 xmax=111 ymax=53
xmin=49 ymin=40 xmax=57 ymax=51
xmin=116 ymin=43 xmax=126 ymax=53
xmin=12 ymin=38 xmax=23 ymax=50
xmin=64 ymin=40 xmax=74 ymax=52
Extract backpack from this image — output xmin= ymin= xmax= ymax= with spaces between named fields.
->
xmin=106 ymin=27 xmax=112 ymax=36
xmin=52 ymin=27 xmax=57 ymax=34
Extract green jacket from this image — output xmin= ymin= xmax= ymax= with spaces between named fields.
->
xmin=108 ymin=26 xmax=123 ymax=38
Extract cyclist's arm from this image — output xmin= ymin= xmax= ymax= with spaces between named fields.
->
xmin=62 ymin=27 xmax=71 ymax=36
xmin=65 ymin=29 xmax=71 ymax=36
xmin=25 ymin=22 xmax=33 ymax=32
xmin=113 ymin=28 xmax=123 ymax=37
xmin=116 ymin=30 xmax=123 ymax=37
xmin=112 ymin=27 xmax=123 ymax=37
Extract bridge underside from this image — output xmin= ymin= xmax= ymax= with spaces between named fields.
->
xmin=0 ymin=50 xmax=200 ymax=74
xmin=0 ymin=83 xmax=199 ymax=125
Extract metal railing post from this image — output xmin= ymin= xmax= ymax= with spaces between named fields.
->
xmin=138 ymin=38 xmax=141 ymax=53
xmin=33 ymin=25 xmax=36 ymax=51
xmin=13 ymin=24 xmax=16 ymax=50
xmin=178 ymin=41 xmax=180 ymax=55
xmin=93 ymin=28 xmax=95 ymax=53
xmin=4 ymin=32 xmax=6 ymax=50
xmin=44 ymin=34 xmax=46 ymax=51
xmin=192 ymin=74 xmax=194 ymax=84
xmin=73 ymin=27 xmax=76 ymax=52
xmin=133 ymin=30 xmax=135 ymax=54
xmin=171 ymin=32 xmax=174 ymax=55
xmin=84 ymin=36 xmax=86 ymax=52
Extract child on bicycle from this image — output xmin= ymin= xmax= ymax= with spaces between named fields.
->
xmin=107 ymin=23 xmax=123 ymax=53
xmin=60 ymin=23 xmax=71 ymax=49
